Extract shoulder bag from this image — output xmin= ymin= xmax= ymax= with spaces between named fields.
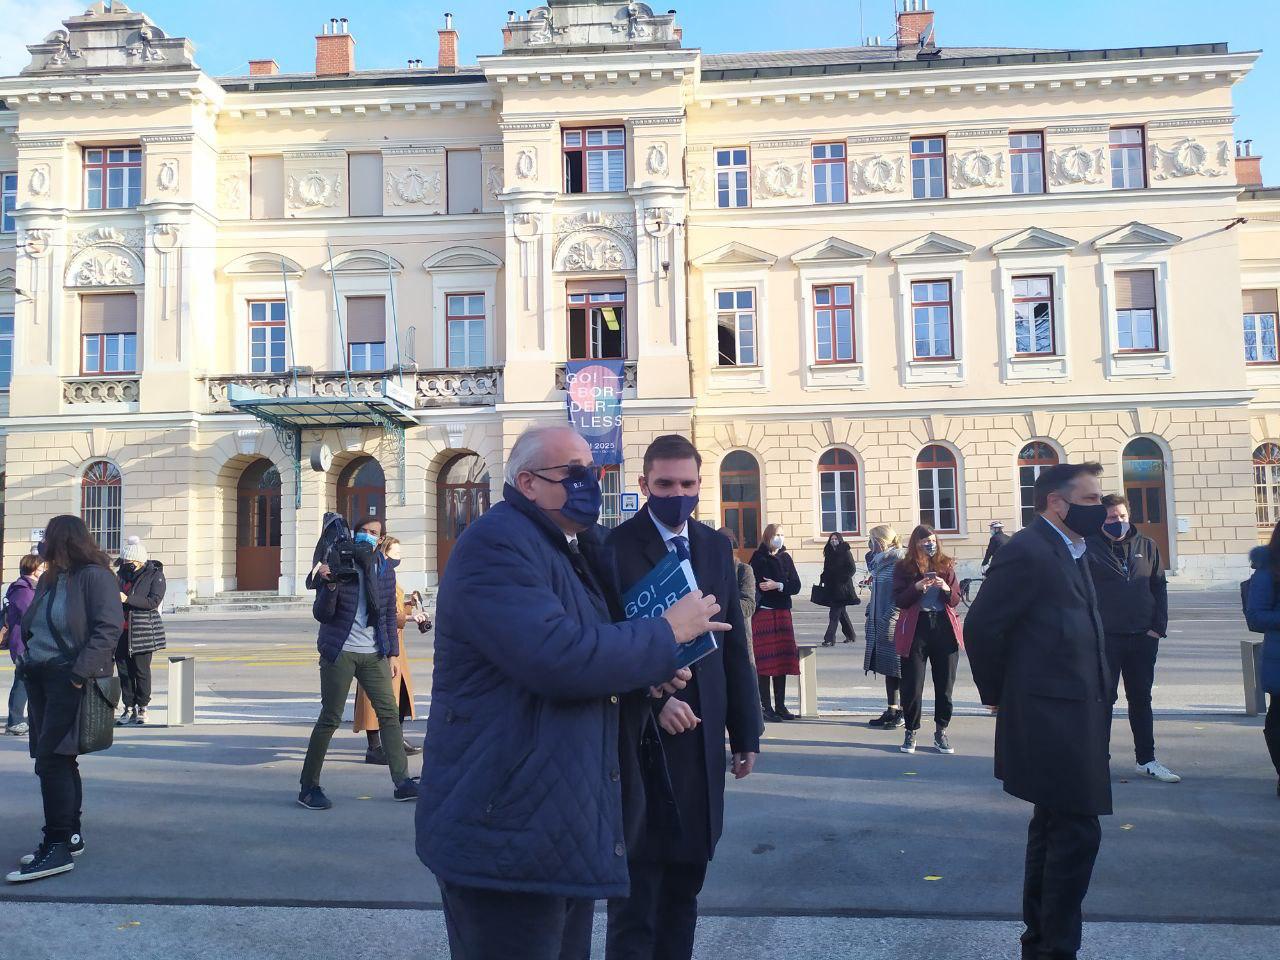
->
xmin=45 ymin=575 xmax=122 ymax=754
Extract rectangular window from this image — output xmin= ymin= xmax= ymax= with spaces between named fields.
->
xmin=1009 ymin=132 xmax=1045 ymax=195
xmin=348 ymin=152 xmax=384 ymax=217
xmin=83 ymin=147 xmax=142 ymax=210
xmin=812 ymin=142 xmax=847 ymax=204
xmin=568 ymin=290 xmax=625 ymax=360
xmin=0 ymin=314 xmax=13 ymax=391
xmin=80 ymin=293 xmax=138 ymax=374
xmin=1114 ymin=270 xmax=1158 ymax=352
xmin=600 ymin=465 xmax=624 ymax=529
xmin=910 ymin=137 xmax=947 ymax=200
xmin=446 ymin=149 xmax=484 ymax=214
xmin=1 ymin=172 xmax=16 ymax=233
xmin=1244 ymin=289 xmax=1280 ymax=365
xmin=345 ymin=295 xmax=387 ymax=371
xmin=249 ymin=155 xmax=285 ymax=219
xmin=1110 ymin=127 xmax=1146 ymax=190
xmin=813 ymin=284 xmax=856 ymax=363
xmin=563 ymin=127 xmax=626 ymax=194
xmin=1012 ymin=276 xmax=1055 ymax=355
xmin=715 ymin=148 xmax=750 ymax=208
xmin=248 ymin=300 xmax=288 ymax=374
xmin=446 ymin=293 xmax=487 ymax=367
xmin=716 ymin=289 xmax=756 ymax=367
xmin=910 ymin=280 xmax=953 ymax=359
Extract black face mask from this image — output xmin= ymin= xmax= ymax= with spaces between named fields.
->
xmin=1064 ymin=501 xmax=1108 ymax=537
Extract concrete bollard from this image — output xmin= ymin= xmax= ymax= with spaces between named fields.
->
xmin=167 ymin=656 xmax=196 ymax=726
xmin=1241 ymin=640 xmax=1265 ymax=717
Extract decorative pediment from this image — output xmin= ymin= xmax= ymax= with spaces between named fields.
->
xmin=323 ymin=249 xmax=404 ymax=276
xmin=502 ymin=2 xmax=681 ymax=53
xmin=64 ymin=243 xmax=144 ymax=288
xmin=23 ymin=3 xmax=197 ymax=76
xmin=223 ymin=253 xmax=304 ymax=278
xmin=1093 ymin=222 xmax=1182 ymax=250
xmin=422 ymin=246 xmax=503 ymax=272
xmin=691 ymin=242 xmax=778 ymax=269
xmin=991 ymin=227 xmax=1078 ymax=257
xmin=554 ymin=232 xmax=636 ymax=273
xmin=888 ymin=233 xmax=975 ymax=262
xmin=790 ymin=237 xmax=875 ymax=265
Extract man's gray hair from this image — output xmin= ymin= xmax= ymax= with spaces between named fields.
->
xmin=504 ymin=425 xmax=580 ymax=485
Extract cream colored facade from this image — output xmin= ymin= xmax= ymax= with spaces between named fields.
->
xmin=0 ymin=1 xmax=1271 ymax=603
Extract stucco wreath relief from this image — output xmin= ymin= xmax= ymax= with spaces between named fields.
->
xmin=288 ymin=170 xmax=342 ymax=209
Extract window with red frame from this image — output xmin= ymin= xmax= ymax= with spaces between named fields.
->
xmin=80 ymin=293 xmax=138 ymax=375
xmin=917 ymin=445 xmax=959 ymax=532
xmin=446 ymin=293 xmax=486 ymax=367
xmin=1009 ymin=132 xmax=1046 ymax=195
xmin=1114 ymin=270 xmax=1159 ymax=352
xmin=818 ymin=448 xmax=859 ymax=534
xmin=82 ymin=460 xmax=123 ymax=554
xmin=1013 ymin=276 xmax=1055 ymax=355
xmin=814 ymin=283 xmax=855 ymax=363
xmin=248 ymin=300 xmax=287 ymax=374
xmin=84 ymin=146 xmax=142 ymax=210
xmin=910 ymin=280 xmax=954 ymax=360
xmin=568 ymin=290 xmax=625 ymax=360
xmin=1017 ymin=441 xmax=1059 ymax=527
xmin=910 ymin=137 xmax=946 ymax=199
xmin=563 ymin=127 xmax=626 ymax=194
xmin=812 ymin=142 xmax=847 ymax=204
xmin=1110 ymin=127 xmax=1146 ymax=190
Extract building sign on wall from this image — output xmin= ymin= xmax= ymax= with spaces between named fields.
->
xmin=565 ymin=359 xmax=625 ymax=465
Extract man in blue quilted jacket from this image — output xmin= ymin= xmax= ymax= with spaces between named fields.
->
xmin=417 ymin=425 xmax=730 ymax=960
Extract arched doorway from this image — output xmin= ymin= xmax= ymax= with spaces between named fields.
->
xmin=720 ymin=451 xmax=761 ymax=562
xmin=339 ymin=456 xmax=386 ymax=530
xmin=236 ymin=459 xmax=281 ymax=591
xmin=437 ymin=453 xmax=491 ymax=576
xmin=1123 ymin=437 xmax=1170 ymax=569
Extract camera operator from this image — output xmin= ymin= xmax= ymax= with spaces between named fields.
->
xmin=298 ymin=518 xmax=419 ymax=810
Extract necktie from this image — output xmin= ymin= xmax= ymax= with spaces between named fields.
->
xmin=670 ymin=536 xmax=691 ymax=562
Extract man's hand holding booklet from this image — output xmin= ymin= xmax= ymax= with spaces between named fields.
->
xmin=622 ymin=551 xmax=727 ymax=669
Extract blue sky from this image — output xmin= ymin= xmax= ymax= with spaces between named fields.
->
xmin=6 ymin=0 xmax=1278 ymax=180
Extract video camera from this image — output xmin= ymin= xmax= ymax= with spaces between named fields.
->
xmin=312 ymin=512 xmax=362 ymax=584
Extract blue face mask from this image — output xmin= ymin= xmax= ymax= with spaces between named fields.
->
xmin=1102 ymin=520 xmax=1130 ymax=540
xmin=534 ymin=464 xmax=602 ymax=526
xmin=648 ymin=494 xmax=699 ymax=529
xmin=354 ymin=531 xmax=379 ymax=549
xmin=386 ymin=557 xmax=401 ymax=569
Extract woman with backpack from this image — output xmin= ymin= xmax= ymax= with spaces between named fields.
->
xmin=1243 ymin=524 xmax=1280 ymax=798
xmin=818 ymin=533 xmax=858 ymax=646
xmin=115 ymin=536 xmax=167 ymax=726
xmin=6 ymin=515 xmax=122 ymax=884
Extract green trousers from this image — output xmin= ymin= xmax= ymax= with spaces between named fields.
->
xmin=301 ymin=650 xmax=409 ymax=789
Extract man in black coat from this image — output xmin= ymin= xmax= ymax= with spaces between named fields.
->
xmin=603 ymin=434 xmax=762 ymax=960
xmin=964 ymin=462 xmax=1112 ymax=960
xmin=981 ymin=520 xmax=1011 ymax=570
xmin=1087 ymin=493 xmax=1179 ymax=784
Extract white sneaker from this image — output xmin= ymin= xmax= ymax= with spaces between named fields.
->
xmin=1136 ymin=760 xmax=1181 ymax=783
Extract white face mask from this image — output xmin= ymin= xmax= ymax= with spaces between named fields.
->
xmin=771 ymin=535 xmax=784 ymax=550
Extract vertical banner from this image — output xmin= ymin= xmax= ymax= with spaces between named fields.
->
xmin=565 ymin=359 xmax=625 ymax=465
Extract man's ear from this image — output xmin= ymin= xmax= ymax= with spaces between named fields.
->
xmin=638 ymin=475 xmax=650 ymax=498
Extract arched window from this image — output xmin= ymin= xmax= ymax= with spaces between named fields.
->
xmin=818 ymin=448 xmax=859 ymax=534
xmin=82 ymin=460 xmax=123 ymax=554
xmin=1017 ymin=442 xmax=1060 ymax=528
xmin=720 ymin=451 xmax=762 ymax=558
xmin=916 ymin=445 xmax=959 ymax=533
xmin=338 ymin=456 xmax=386 ymax=529
xmin=1253 ymin=443 xmax=1280 ymax=530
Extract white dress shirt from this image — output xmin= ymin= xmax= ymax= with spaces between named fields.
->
xmin=1039 ymin=515 xmax=1087 ymax=561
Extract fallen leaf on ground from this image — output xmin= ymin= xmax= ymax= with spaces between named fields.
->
xmin=903 ymin=771 xmax=918 ymax=776
xmin=924 ymin=875 xmax=943 ymax=881
xmin=1121 ymin=824 xmax=1135 ymax=831
xmin=357 ymin=795 xmax=373 ymax=800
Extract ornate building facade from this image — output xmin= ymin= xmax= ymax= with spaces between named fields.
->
xmin=0 ymin=0 xmax=1272 ymax=602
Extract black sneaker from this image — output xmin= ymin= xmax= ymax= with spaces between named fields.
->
xmin=900 ymin=731 xmax=917 ymax=754
xmin=868 ymin=709 xmax=895 ymax=728
xmin=393 ymin=777 xmax=420 ymax=802
xmin=6 ymin=842 xmax=73 ymax=883
xmin=21 ymin=833 xmax=84 ymax=866
xmin=297 ymin=785 xmax=332 ymax=810
xmin=761 ymin=705 xmax=781 ymax=723
xmin=934 ymin=731 xmax=955 ymax=754
xmin=776 ymin=706 xmax=797 ymax=721
xmin=115 ymin=707 xmax=135 ymax=727
xmin=364 ymin=746 xmax=388 ymax=765
xmin=888 ymin=710 xmax=906 ymax=729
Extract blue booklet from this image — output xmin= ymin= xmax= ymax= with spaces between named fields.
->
xmin=621 ymin=550 xmax=720 ymax=669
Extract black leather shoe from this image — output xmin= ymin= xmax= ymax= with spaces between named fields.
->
xmin=761 ymin=707 xmax=781 ymax=723
xmin=364 ymin=746 xmax=389 ymax=766
xmin=776 ymin=707 xmax=798 ymax=721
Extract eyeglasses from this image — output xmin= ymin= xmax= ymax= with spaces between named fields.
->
xmin=529 ymin=463 xmax=599 ymax=483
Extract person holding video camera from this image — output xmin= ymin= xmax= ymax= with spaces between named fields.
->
xmin=298 ymin=517 xmax=418 ymax=810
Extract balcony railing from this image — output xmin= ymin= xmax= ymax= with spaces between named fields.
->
xmin=202 ymin=368 xmax=502 ymax=411
xmin=63 ymin=376 xmax=141 ymax=404
xmin=554 ymin=361 xmax=638 ymax=392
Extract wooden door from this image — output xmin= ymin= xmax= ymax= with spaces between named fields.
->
xmin=720 ymin=451 xmax=761 ymax=563
xmin=1123 ymin=438 xmax=1170 ymax=570
xmin=338 ymin=456 xmax=386 ymax=530
xmin=437 ymin=453 xmax=491 ymax=577
xmin=236 ymin=460 xmax=281 ymax=591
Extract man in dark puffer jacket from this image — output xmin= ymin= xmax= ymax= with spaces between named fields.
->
xmin=417 ymin=425 xmax=729 ymax=960
xmin=298 ymin=517 xmax=416 ymax=809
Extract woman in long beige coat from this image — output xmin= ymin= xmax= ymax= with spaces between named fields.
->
xmin=354 ymin=537 xmax=421 ymax=765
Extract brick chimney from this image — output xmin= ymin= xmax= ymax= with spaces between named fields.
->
xmin=897 ymin=0 xmax=936 ymax=52
xmin=316 ymin=17 xmax=355 ymax=76
xmin=1236 ymin=140 xmax=1264 ymax=188
xmin=438 ymin=12 xmax=458 ymax=73
xmin=249 ymin=59 xmax=279 ymax=76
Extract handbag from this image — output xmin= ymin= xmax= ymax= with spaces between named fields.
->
xmin=810 ymin=582 xmax=832 ymax=607
xmin=78 ymin=676 xmax=121 ymax=754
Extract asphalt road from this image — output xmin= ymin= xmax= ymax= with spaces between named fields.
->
xmin=0 ymin=588 xmax=1276 ymax=959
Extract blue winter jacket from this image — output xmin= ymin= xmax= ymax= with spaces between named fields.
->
xmin=415 ymin=485 xmax=680 ymax=899
xmin=1245 ymin=546 xmax=1280 ymax=694
xmin=312 ymin=552 xmax=398 ymax=662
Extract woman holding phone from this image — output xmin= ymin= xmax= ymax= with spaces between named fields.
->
xmin=891 ymin=525 xmax=963 ymax=755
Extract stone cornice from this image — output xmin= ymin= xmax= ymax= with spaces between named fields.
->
xmin=382 ymin=146 xmax=445 ymax=156
xmin=1149 ymin=116 xmax=1236 ymax=129
xmin=847 ymin=132 xmax=910 ymax=145
xmin=752 ymin=138 xmax=809 ymax=150
xmin=499 ymin=120 xmax=554 ymax=132
xmin=139 ymin=133 xmax=195 ymax=144
xmin=1046 ymin=124 xmax=1109 ymax=135
xmin=949 ymin=127 xmax=1008 ymax=139
xmin=14 ymin=137 xmax=66 ymax=149
xmin=282 ymin=149 xmax=346 ymax=160
xmin=629 ymin=115 xmax=684 ymax=127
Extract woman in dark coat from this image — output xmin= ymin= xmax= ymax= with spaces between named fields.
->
xmin=891 ymin=524 xmax=963 ymax=756
xmin=5 ymin=554 xmax=45 ymax=736
xmin=7 ymin=515 xmax=122 ymax=884
xmin=819 ymin=533 xmax=858 ymax=646
xmin=1244 ymin=527 xmax=1280 ymax=797
xmin=750 ymin=523 xmax=802 ymax=722
xmin=115 ymin=536 xmax=166 ymax=727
